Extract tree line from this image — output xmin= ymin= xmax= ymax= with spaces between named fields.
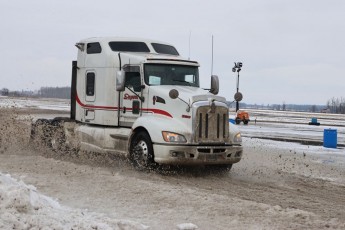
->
xmin=227 ymin=101 xmax=326 ymax=113
xmin=38 ymin=87 xmax=70 ymax=99
xmin=227 ymin=97 xmax=345 ymax=114
xmin=326 ymin=97 xmax=345 ymax=114
xmin=1 ymin=87 xmax=71 ymax=99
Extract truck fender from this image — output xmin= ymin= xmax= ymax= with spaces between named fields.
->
xmin=130 ymin=115 xmax=189 ymax=144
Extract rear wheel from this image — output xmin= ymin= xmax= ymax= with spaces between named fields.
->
xmin=30 ymin=119 xmax=70 ymax=153
xmin=235 ymin=118 xmax=241 ymax=124
xmin=49 ymin=120 xmax=67 ymax=152
xmin=243 ymin=120 xmax=249 ymax=125
xmin=129 ymin=131 xmax=156 ymax=170
xmin=30 ymin=119 xmax=51 ymax=148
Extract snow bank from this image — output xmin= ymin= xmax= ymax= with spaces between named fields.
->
xmin=0 ymin=173 xmax=149 ymax=230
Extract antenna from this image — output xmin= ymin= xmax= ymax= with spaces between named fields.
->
xmin=211 ymin=35 xmax=214 ymax=75
xmin=188 ymin=30 xmax=191 ymax=60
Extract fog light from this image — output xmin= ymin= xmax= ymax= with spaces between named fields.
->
xmin=235 ymin=151 xmax=242 ymax=157
xmin=170 ymin=151 xmax=185 ymax=158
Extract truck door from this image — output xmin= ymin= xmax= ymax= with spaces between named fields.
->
xmin=119 ymin=71 xmax=142 ymax=127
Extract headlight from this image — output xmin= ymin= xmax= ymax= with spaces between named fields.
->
xmin=233 ymin=133 xmax=242 ymax=143
xmin=162 ymin=131 xmax=187 ymax=143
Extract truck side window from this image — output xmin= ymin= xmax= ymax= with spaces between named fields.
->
xmin=151 ymin=43 xmax=179 ymax=55
xmin=87 ymin=42 xmax=102 ymax=54
xmin=86 ymin=72 xmax=95 ymax=96
xmin=109 ymin=42 xmax=150 ymax=52
xmin=125 ymin=72 xmax=141 ymax=92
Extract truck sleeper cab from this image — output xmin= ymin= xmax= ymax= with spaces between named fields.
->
xmin=67 ymin=37 xmax=243 ymax=170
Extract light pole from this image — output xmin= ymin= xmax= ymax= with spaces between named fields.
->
xmin=232 ymin=62 xmax=243 ymax=112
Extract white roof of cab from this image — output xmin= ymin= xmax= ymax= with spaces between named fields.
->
xmin=77 ymin=36 xmax=199 ymax=65
xmin=78 ymin=36 xmax=175 ymax=47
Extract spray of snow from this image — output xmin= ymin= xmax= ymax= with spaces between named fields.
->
xmin=0 ymin=172 xmax=149 ymax=230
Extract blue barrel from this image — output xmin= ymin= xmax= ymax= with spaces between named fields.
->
xmin=229 ymin=119 xmax=235 ymax=124
xmin=311 ymin=117 xmax=317 ymax=123
xmin=323 ymin=129 xmax=337 ymax=148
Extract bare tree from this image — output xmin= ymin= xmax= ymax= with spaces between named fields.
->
xmin=39 ymin=87 xmax=70 ymax=99
xmin=310 ymin=105 xmax=317 ymax=112
xmin=327 ymin=97 xmax=345 ymax=114
xmin=282 ymin=101 xmax=286 ymax=111
xmin=1 ymin=88 xmax=9 ymax=96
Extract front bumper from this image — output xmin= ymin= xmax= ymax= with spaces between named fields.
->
xmin=153 ymin=143 xmax=243 ymax=165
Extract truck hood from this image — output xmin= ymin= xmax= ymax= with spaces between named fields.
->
xmin=149 ymin=85 xmax=227 ymax=105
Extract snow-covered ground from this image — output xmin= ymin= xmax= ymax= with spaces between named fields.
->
xmin=0 ymin=97 xmax=198 ymax=229
xmin=1 ymin=97 xmax=345 ymax=229
xmin=232 ymin=109 xmax=345 ymax=146
xmin=0 ymin=96 xmax=70 ymax=111
xmin=236 ymin=108 xmax=345 ymax=126
xmin=0 ymin=173 xmax=150 ymax=230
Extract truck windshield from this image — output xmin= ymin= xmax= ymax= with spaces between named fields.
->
xmin=144 ymin=64 xmax=199 ymax=87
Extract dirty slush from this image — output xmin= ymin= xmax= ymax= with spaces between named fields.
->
xmin=1 ymin=106 xmax=345 ymax=229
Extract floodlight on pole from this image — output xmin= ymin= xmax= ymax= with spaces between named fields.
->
xmin=232 ymin=62 xmax=243 ymax=112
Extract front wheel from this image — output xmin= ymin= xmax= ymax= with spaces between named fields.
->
xmin=129 ymin=131 xmax=156 ymax=170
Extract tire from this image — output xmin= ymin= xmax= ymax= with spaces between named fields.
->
xmin=243 ymin=120 xmax=249 ymax=125
xmin=49 ymin=120 xmax=67 ymax=152
xmin=30 ymin=119 xmax=69 ymax=153
xmin=129 ymin=131 xmax=156 ymax=170
xmin=235 ymin=118 xmax=241 ymax=124
xmin=30 ymin=119 xmax=51 ymax=148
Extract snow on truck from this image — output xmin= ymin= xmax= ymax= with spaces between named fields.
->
xmin=31 ymin=37 xmax=243 ymax=170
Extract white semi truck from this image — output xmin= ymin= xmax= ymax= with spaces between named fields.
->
xmin=31 ymin=37 xmax=243 ymax=170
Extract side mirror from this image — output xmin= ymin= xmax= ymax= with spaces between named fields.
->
xmin=210 ymin=75 xmax=219 ymax=95
xmin=116 ymin=70 xmax=125 ymax=91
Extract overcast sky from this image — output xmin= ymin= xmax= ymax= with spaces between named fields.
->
xmin=1 ymin=0 xmax=344 ymax=105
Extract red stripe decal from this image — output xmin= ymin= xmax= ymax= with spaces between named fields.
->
xmin=76 ymin=94 xmax=172 ymax=118
xmin=76 ymin=94 xmax=118 ymax=110
xmin=141 ymin=108 xmax=173 ymax=118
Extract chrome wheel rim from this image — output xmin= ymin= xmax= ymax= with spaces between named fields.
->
xmin=134 ymin=140 xmax=149 ymax=166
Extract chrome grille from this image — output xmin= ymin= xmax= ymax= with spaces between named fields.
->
xmin=194 ymin=105 xmax=229 ymax=143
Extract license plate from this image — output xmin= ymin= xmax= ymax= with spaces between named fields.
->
xmin=206 ymin=154 xmax=217 ymax=161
